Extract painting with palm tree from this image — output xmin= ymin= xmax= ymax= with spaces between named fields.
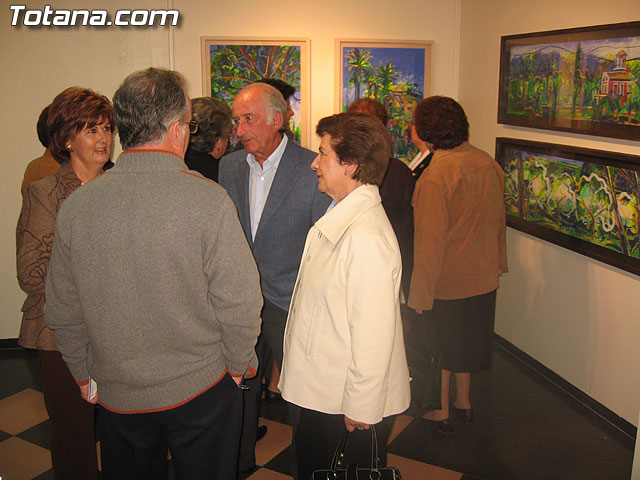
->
xmin=337 ymin=40 xmax=432 ymax=162
xmin=201 ymin=38 xmax=309 ymax=146
xmin=497 ymin=137 xmax=640 ymax=276
xmin=498 ymin=22 xmax=640 ymax=141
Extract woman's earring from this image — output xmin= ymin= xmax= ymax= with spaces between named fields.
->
xmin=67 ymin=144 xmax=73 ymax=151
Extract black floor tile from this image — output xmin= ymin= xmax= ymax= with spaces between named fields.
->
xmin=262 ymin=444 xmax=293 ymax=476
xmin=32 ymin=470 xmax=55 ymax=480
xmin=0 ymin=428 xmax=11 ymax=442
xmin=0 ymin=348 xmax=41 ymax=399
xmin=389 ymin=346 xmax=635 ymax=480
xmin=16 ymin=419 xmax=51 ymax=450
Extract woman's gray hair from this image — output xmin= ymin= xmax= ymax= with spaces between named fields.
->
xmin=189 ymin=97 xmax=232 ymax=153
xmin=114 ymin=67 xmax=190 ymax=150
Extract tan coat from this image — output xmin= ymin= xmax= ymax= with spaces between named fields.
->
xmin=279 ymin=185 xmax=411 ymax=425
xmin=17 ymin=161 xmax=80 ymax=350
xmin=21 ymin=149 xmax=60 ymax=195
xmin=408 ymin=142 xmax=508 ymax=311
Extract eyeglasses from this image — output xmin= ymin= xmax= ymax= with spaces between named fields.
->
xmin=186 ymin=120 xmax=198 ymax=135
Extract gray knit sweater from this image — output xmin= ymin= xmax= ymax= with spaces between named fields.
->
xmin=45 ymin=150 xmax=262 ymax=412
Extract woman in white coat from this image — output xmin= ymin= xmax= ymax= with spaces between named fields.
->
xmin=279 ymin=113 xmax=411 ymax=480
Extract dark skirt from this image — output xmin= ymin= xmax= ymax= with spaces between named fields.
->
xmin=430 ymin=289 xmax=497 ymax=373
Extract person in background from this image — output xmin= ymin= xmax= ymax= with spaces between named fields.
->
xmin=44 ymin=68 xmax=262 ymax=480
xmin=184 ymin=97 xmax=233 ymax=182
xmin=279 ymin=112 xmax=410 ymax=480
xmin=409 ymin=96 xmax=508 ymax=434
xmin=407 ymin=115 xmax=433 ymax=180
xmin=256 ymin=78 xmax=296 ymax=140
xmin=346 ymin=97 xmax=415 ymax=301
xmin=219 ymin=82 xmax=331 ymax=478
xmin=20 ymin=104 xmax=59 ymax=195
xmin=17 ymin=87 xmax=114 ymax=479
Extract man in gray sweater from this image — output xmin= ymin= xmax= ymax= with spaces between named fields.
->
xmin=44 ymin=68 xmax=262 ymax=480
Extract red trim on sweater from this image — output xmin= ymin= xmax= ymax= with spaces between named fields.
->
xmin=99 ymin=370 xmax=228 ymax=414
xmin=179 ymin=170 xmax=215 ymax=183
xmin=122 ymin=148 xmax=178 ymax=156
xmin=77 ymin=379 xmax=89 ymax=386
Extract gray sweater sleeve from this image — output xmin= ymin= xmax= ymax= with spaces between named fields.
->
xmin=205 ymin=194 xmax=262 ymax=376
xmin=44 ymin=207 xmax=90 ymax=382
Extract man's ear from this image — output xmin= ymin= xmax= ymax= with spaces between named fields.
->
xmin=167 ymin=120 xmax=187 ymax=154
xmin=272 ymin=111 xmax=284 ymax=132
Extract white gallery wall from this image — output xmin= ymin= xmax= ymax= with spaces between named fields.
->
xmin=459 ymin=0 xmax=640 ymax=424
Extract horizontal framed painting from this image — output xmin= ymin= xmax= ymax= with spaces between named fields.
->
xmin=336 ymin=39 xmax=432 ymax=162
xmin=498 ymin=22 xmax=640 ymax=141
xmin=496 ymin=138 xmax=640 ymax=275
xmin=201 ymin=37 xmax=310 ymax=147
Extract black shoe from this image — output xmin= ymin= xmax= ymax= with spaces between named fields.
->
xmin=423 ymin=417 xmax=453 ymax=434
xmin=256 ymin=425 xmax=267 ymax=441
xmin=450 ymin=403 xmax=474 ymax=423
xmin=237 ymin=464 xmax=260 ymax=479
xmin=265 ymin=389 xmax=282 ymax=402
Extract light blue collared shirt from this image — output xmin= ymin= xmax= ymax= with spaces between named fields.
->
xmin=246 ymin=135 xmax=288 ymax=240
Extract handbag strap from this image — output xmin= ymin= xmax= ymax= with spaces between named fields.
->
xmin=329 ymin=425 xmax=381 ymax=473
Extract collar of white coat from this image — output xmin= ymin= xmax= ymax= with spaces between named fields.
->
xmin=314 ymin=184 xmax=382 ymax=245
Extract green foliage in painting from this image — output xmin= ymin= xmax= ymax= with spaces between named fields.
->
xmin=504 ymin=147 xmax=640 ymax=258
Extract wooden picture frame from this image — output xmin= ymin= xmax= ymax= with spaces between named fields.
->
xmin=496 ymin=137 xmax=640 ymax=275
xmin=201 ymin=37 xmax=310 ymax=147
xmin=336 ymin=39 xmax=432 ymax=162
xmin=498 ymin=22 xmax=640 ymax=141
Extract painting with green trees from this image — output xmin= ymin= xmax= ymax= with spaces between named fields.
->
xmin=498 ymin=22 xmax=640 ymax=140
xmin=498 ymin=138 xmax=640 ymax=275
xmin=203 ymin=39 xmax=307 ymax=145
xmin=339 ymin=41 xmax=431 ymax=162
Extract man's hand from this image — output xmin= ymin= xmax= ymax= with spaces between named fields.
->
xmin=413 ymin=308 xmax=423 ymax=314
xmin=344 ymin=416 xmax=370 ymax=432
xmin=79 ymin=383 xmax=98 ymax=404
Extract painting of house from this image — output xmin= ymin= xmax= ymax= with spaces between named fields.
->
xmin=498 ymin=22 xmax=640 ymax=140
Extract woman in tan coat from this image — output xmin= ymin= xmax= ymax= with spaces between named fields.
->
xmin=409 ymin=96 xmax=508 ymax=434
xmin=17 ymin=87 xmax=113 ymax=478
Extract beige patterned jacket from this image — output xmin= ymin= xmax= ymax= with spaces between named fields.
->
xmin=16 ymin=161 xmax=80 ymax=350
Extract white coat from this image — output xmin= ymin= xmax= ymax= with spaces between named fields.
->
xmin=279 ymin=184 xmax=411 ymax=425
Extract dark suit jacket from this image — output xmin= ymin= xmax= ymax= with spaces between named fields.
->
xmin=379 ymin=157 xmax=415 ymax=297
xmin=219 ymin=139 xmax=331 ymax=316
xmin=411 ymin=151 xmax=433 ymax=181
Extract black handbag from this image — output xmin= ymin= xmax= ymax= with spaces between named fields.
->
xmin=312 ymin=425 xmax=402 ymax=480
xmin=404 ymin=310 xmax=442 ymax=415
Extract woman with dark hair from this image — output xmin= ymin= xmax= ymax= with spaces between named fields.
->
xmin=279 ymin=113 xmax=410 ymax=480
xmin=184 ymin=97 xmax=232 ymax=182
xmin=409 ymin=96 xmax=508 ymax=434
xmin=16 ymin=87 xmax=113 ymax=479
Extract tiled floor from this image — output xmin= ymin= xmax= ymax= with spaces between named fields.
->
xmin=0 ymin=344 xmax=635 ymax=480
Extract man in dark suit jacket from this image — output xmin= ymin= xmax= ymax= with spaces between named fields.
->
xmin=219 ymin=83 xmax=331 ymax=477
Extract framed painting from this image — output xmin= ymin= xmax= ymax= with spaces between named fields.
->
xmin=201 ymin=37 xmax=310 ymax=147
xmin=496 ymin=137 xmax=640 ymax=275
xmin=498 ymin=21 xmax=640 ymax=141
xmin=336 ymin=39 xmax=432 ymax=162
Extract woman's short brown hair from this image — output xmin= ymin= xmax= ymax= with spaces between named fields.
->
xmin=48 ymin=87 xmax=114 ymax=164
xmin=316 ymin=113 xmax=390 ymax=186
xmin=414 ymin=96 xmax=469 ymax=150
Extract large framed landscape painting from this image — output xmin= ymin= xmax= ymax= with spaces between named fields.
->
xmin=496 ymin=138 xmax=640 ymax=275
xmin=201 ymin=37 xmax=310 ymax=146
xmin=498 ymin=22 xmax=640 ymax=141
xmin=336 ymin=39 xmax=432 ymax=162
